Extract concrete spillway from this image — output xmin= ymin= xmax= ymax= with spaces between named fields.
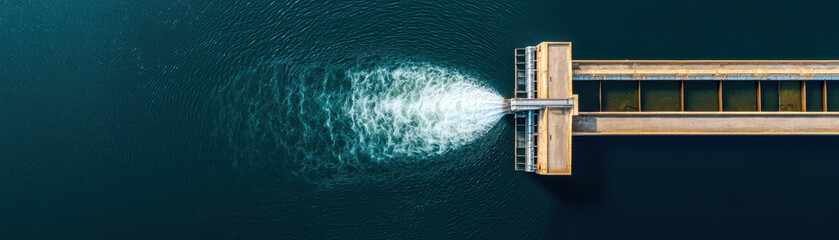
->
xmin=510 ymin=42 xmax=839 ymax=175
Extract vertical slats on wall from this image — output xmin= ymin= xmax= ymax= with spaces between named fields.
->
xmin=576 ymin=79 xmax=839 ymax=112
xmin=757 ymin=81 xmax=762 ymax=111
xmin=718 ymin=81 xmax=723 ymax=112
xmin=637 ymin=81 xmax=641 ymax=112
xmin=824 ymin=81 xmax=828 ymax=111
xmin=680 ymin=81 xmax=685 ymax=111
xmin=802 ymin=81 xmax=807 ymax=111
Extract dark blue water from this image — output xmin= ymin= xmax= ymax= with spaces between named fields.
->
xmin=4 ymin=0 xmax=839 ymax=239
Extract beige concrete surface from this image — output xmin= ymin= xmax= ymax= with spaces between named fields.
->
xmin=573 ymin=112 xmax=839 ymax=134
xmin=535 ymin=42 xmax=573 ymax=175
xmin=538 ymin=108 xmax=572 ymax=174
xmin=574 ymin=61 xmax=839 ymax=77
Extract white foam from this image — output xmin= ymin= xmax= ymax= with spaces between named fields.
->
xmin=343 ymin=63 xmax=504 ymax=160
xmin=216 ymin=60 xmax=504 ymax=179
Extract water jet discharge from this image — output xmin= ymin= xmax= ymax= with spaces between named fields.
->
xmin=507 ymin=42 xmax=839 ymax=175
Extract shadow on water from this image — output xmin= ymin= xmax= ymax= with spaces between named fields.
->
xmin=537 ymin=135 xmax=839 ymax=239
xmin=530 ymin=136 xmax=605 ymax=206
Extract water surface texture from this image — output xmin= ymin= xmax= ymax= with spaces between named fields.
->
xmin=5 ymin=0 xmax=839 ymax=239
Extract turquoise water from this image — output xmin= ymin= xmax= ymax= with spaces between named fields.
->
xmin=4 ymin=0 xmax=839 ymax=239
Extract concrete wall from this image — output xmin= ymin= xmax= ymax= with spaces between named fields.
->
xmin=574 ymin=112 xmax=839 ymax=134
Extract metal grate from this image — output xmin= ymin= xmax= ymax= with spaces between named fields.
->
xmin=513 ymin=46 xmax=539 ymax=172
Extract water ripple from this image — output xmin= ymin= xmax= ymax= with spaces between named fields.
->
xmin=216 ymin=59 xmax=504 ymax=183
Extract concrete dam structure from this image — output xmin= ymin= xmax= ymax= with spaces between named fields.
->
xmin=507 ymin=42 xmax=839 ymax=175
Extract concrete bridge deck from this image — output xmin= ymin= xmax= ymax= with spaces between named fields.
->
xmin=574 ymin=112 xmax=839 ymax=135
xmin=512 ymin=41 xmax=839 ymax=175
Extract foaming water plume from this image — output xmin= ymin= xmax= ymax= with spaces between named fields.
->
xmin=346 ymin=64 xmax=505 ymax=159
xmin=216 ymin=60 xmax=504 ymax=181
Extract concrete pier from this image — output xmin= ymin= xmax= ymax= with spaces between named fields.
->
xmin=511 ymin=42 xmax=839 ymax=175
xmin=535 ymin=42 xmax=574 ymax=175
xmin=574 ymin=112 xmax=839 ymax=135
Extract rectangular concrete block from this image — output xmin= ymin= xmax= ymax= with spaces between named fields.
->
xmin=536 ymin=42 xmax=573 ymax=175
